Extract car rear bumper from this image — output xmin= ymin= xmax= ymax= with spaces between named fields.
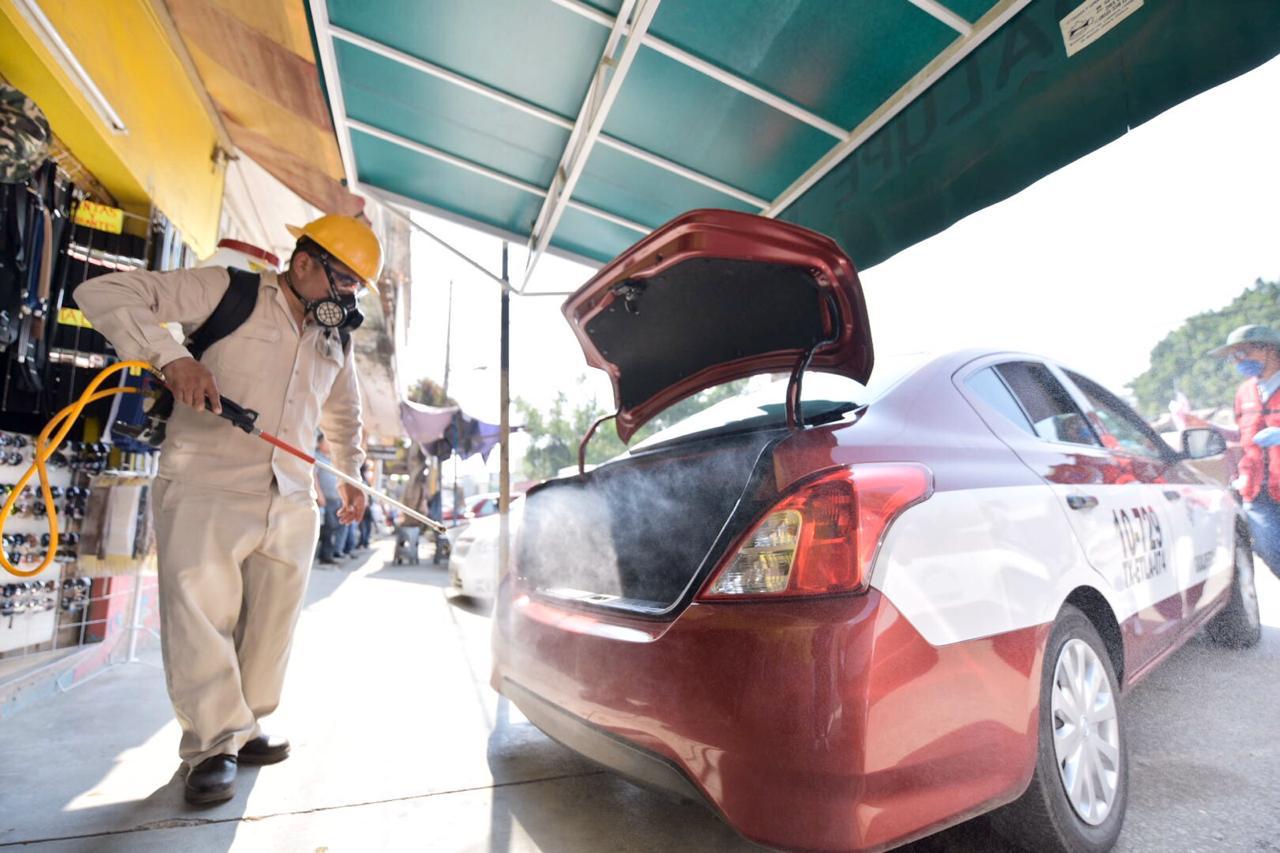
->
xmin=501 ymin=678 xmax=711 ymax=806
xmin=491 ymin=582 xmax=1048 ymax=852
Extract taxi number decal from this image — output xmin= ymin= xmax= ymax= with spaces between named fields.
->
xmin=1113 ymin=505 xmax=1167 ymax=587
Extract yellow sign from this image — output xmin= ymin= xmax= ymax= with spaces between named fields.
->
xmin=57 ymin=308 xmax=93 ymax=329
xmin=73 ymin=200 xmax=125 ymax=234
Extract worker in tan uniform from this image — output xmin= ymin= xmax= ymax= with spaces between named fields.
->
xmin=76 ymin=215 xmax=379 ymax=805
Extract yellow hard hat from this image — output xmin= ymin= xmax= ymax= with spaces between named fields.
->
xmin=286 ymin=215 xmax=383 ymax=290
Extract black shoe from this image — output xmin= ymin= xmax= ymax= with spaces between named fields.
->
xmin=185 ymin=755 xmax=236 ymax=805
xmin=238 ymin=734 xmax=290 ymax=765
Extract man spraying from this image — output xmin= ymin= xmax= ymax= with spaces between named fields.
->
xmin=1210 ymin=324 xmax=1280 ymax=580
xmin=76 ymin=215 xmax=379 ymax=805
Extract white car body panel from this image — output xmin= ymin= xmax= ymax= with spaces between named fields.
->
xmin=872 ymin=485 xmax=1123 ymax=647
xmin=873 ymin=479 xmax=1235 ymax=649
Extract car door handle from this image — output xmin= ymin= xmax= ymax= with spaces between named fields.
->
xmin=1066 ymin=494 xmax=1099 ymax=511
xmin=1163 ymin=489 xmax=1182 ymax=501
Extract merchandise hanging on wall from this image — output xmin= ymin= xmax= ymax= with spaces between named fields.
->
xmin=0 ymin=82 xmax=186 ymax=666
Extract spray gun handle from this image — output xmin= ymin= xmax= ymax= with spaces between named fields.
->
xmin=207 ymin=395 xmax=259 ymax=434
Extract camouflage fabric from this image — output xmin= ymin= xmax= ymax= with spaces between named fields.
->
xmin=0 ymin=83 xmax=51 ymax=184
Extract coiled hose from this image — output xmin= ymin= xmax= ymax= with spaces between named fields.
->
xmin=1 ymin=360 xmax=159 ymax=578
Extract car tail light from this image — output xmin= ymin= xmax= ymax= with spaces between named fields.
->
xmin=698 ymin=463 xmax=933 ymax=600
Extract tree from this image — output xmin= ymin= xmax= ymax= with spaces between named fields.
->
xmin=407 ymin=376 xmax=457 ymax=408
xmin=516 ymin=377 xmax=750 ymax=480
xmin=1130 ymin=279 xmax=1280 ymax=418
xmin=515 ymin=387 xmax=624 ymax=480
xmin=642 ymin=378 xmax=750 ymax=433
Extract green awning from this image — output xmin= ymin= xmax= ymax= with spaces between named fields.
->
xmin=307 ymin=0 xmax=1280 ymax=282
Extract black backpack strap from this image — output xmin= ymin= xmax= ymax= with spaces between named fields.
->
xmin=148 ymin=269 xmax=260 ymax=422
xmin=186 ymin=268 xmax=260 ymax=361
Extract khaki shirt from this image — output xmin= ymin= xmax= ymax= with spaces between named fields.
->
xmin=76 ymin=267 xmax=364 ymax=497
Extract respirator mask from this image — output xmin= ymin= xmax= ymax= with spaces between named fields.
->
xmin=288 ymin=249 xmax=365 ymax=332
xmin=1236 ymin=359 xmax=1264 ymax=378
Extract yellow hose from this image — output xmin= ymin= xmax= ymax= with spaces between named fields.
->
xmin=1 ymin=360 xmax=161 ymax=578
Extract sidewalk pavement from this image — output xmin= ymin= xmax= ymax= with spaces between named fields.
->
xmin=0 ymin=537 xmax=754 ymax=852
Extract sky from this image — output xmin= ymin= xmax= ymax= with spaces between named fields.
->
xmin=401 ymin=53 xmax=1280 ymax=432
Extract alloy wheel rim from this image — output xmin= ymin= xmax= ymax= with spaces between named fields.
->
xmin=1238 ymin=546 xmax=1260 ymax=631
xmin=1051 ymin=638 xmax=1121 ymax=825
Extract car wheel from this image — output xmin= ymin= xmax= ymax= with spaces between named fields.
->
xmin=991 ymin=604 xmax=1128 ymax=853
xmin=1205 ymin=539 xmax=1262 ymax=649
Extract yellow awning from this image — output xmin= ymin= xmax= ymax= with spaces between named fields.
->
xmin=0 ymin=0 xmax=227 ymax=255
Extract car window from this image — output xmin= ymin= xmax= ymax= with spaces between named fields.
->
xmin=965 ymin=367 xmax=1036 ymax=435
xmin=993 ymin=362 xmax=1102 ymax=447
xmin=1064 ymin=370 xmax=1169 ymax=459
xmin=630 ymin=352 xmax=933 ymax=451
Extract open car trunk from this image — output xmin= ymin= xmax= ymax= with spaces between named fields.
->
xmin=521 ymin=210 xmax=874 ymax=615
xmin=516 ymin=428 xmax=782 ymax=616
xmin=563 ymin=209 xmax=872 ymax=441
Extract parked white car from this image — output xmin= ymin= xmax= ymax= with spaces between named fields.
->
xmin=448 ymin=499 xmax=521 ymax=600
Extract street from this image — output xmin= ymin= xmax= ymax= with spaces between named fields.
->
xmin=2 ymin=537 xmax=1278 ymax=852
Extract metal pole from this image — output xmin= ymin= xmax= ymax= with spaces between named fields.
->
xmin=442 ymin=279 xmax=453 ymax=396
xmin=451 ymin=412 xmax=459 ymax=513
xmin=498 ymin=243 xmax=511 ymax=580
xmin=442 ymin=278 xmax=455 ymax=517
xmin=125 ymin=565 xmax=144 ymax=663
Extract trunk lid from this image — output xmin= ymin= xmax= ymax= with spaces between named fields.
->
xmin=562 ymin=209 xmax=872 ymax=442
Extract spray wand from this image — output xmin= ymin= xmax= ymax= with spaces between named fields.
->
xmin=1 ymin=360 xmax=444 ymax=579
xmin=205 ymin=386 xmax=445 ymax=534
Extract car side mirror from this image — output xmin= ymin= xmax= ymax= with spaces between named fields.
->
xmin=1182 ymin=428 xmax=1226 ymax=459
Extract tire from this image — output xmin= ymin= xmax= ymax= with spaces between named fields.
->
xmin=990 ymin=605 xmax=1128 ymax=853
xmin=1205 ymin=538 xmax=1262 ymax=648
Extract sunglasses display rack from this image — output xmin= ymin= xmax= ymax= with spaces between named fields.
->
xmin=0 ymin=436 xmax=108 ymax=654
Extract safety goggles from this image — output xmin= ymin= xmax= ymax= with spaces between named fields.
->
xmin=310 ymin=250 xmax=367 ymax=294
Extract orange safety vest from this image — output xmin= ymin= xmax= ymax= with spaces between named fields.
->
xmin=1234 ymin=377 xmax=1280 ymax=502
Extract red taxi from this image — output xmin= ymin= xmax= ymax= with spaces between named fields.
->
xmin=490 ymin=210 xmax=1259 ymax=852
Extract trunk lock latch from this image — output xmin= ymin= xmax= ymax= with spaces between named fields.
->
xmin=611 ymin=281 xmax=646 ymax=315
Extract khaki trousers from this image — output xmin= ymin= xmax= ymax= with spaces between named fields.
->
xmin=152 ymin=478 xmax=319 ymax=768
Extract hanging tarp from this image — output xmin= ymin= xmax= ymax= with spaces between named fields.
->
xmin=398 ymin=398 xmax=507 ymax=460
xmin=398 ymin=398 xmax=458 ymax=446
xmin=307 ymin=0 xmax=1280 ymax=277
xmin=427 ymin=416 xmax=504 ymax=462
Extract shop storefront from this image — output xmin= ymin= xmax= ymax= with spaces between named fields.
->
xmin=0 ymin=0 xmax=408 ymax=712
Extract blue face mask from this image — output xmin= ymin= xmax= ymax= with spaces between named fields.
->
xmin=1236 ymin=359 xmax=1264 ymax=378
